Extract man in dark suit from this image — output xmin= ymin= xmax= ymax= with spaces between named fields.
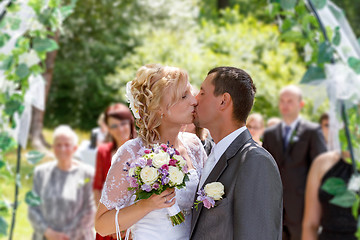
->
xmin=262 ymin=85 xmax=327 ymax=240
xmin=191 ymin=67 xmax=283 ymax=240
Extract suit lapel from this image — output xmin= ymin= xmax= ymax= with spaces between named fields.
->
xmin=191 ymin=130 xmax=252 ymax=236
xmin=275 ymin=124 xmax=284 ymax=163
xmin=287 ymin=120 xmax=304 ymax=153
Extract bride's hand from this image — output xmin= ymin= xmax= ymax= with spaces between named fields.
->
xmin=142 ymin=188 xmax=176 ymax=211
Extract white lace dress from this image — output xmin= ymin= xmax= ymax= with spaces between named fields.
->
xmin=100 ymin=132 xmax=207 ymax=240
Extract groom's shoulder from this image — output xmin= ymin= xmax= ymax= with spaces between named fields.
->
xmin=237 ymin=140 xmax=278 ymax=169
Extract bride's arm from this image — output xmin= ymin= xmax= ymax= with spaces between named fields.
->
xmin=94 ymin=141 xmax=176 ymax=236
xmin=95 ymin=188 xmax=175 ymax=236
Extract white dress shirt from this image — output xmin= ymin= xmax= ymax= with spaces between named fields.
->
xmin=199 ymin=126 xmax=247 ymax=188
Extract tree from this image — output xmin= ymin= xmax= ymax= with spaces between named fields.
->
xmin=45 ymin=0 xmax=200 ymax=130
xmin=105 ymin=8 xmax=306 ymax=120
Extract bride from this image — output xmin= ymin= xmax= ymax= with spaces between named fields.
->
xmin=95 ymin=64 xmax=207 ymax=239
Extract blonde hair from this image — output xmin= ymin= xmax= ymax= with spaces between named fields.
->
xmin=130 ymin=64 xmax=189 ymax=146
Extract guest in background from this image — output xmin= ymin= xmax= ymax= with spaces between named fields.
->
xmin=302 ymin=151 xmax=356 ymax=240
xmin=267 ymin=117 xmax=282 ymax=128
xmin=28 ymin=125 xmax=95 ymax=240
xmin=182 ymin=123 xmax=214 ymax=155
xmin=93 ymin=103 xmax=136 ymax=240
xmin=91 ymin=113 xmax=109 ymax=148
xmin=246 ymin=113 xmax=265 ymax=145
xmin=263 ymin=85 xmax=327 ymax=240
xmin=319 ymin=113 xmax=329 ymax=144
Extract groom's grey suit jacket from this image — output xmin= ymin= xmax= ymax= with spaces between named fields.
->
xmin=190 ymin=129 xmax=283 ymax=240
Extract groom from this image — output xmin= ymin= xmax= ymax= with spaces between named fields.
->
xmin=191 ymin=67 xmax=283 ymax=239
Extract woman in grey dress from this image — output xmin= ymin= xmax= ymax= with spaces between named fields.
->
xmin=28 ymin=125 xmax=96 ymax=240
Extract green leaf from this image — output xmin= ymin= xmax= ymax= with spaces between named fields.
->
xmin=281 ymin=19 xmax=294 ymax=32
xmin=321 ymin=177 xmax=347 ymax=195
xmin=15 ymin=63 xmax=30 ymax=79
xmin=280 ymin=0 xmax=297 ymax=10
xmin=5 ymin=99 xmax=23 ymax=116
xmin=352 ymin=195 xmax=360 ymax=219
xmin=9 ymin=17 xmax=21 ymax=31
xmin=348 ymin=57 xmax=360 ymax=74
xmin=0 ymin=216 xmax=8 ymax=236
xmin=301 ymin=66 xmax=326 ymax=83
xmin=7 ymin=3 xmax=21 ymax=13
xmin=26 ymin=151 xmax=45 ymax=165
xmin=281 ymin=31 xmax=303 ymax=42
xmin=0 ymin=133 xmax=16 ymax=152
xmin=312 ymin=0 xmax=327 ymax=10
xmin=0 ymin=200 xmax=10 ymax=215
xmin=332 ymin=26 xmax=341 ymax=46
xmin=330 ymin=190 xmax=357 ymax=208
xmin=33 ymin=38 xmax=59 ymax=52
xmin=137 ymin=190 xmax=153 ymax=200
xmin=25 ymin=191 xmax=41 ymax=207
xmin=317 ymin=42 xmax=333 ymax=64
xmin=0 ymin=56 xmax=13 ymax=70
xmin=0 ymin=33 xmax=10 ymax=47
xmin=0 ymin=160 xmax=4 ymax=169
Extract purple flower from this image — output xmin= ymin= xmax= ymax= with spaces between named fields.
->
xmin=175 ymin=149 xmax=180 ymax=155
xmin=146 ymin=159 xmax=152 ymax=166
xmin=182 ymin=165 xmax=189 ymax=173
xmin=152 ymin=182 xmax=160 ymax=190
xmin=203 ymin=198 xmax=214 ymax=209
xmin=161 ymin=176 xmax=170 ymax=185
xmin=130 ymin=162 xmax=137 ymax=168
xmin=169 ymin=159 xmax=176 ymax=166
xmin=138 ymin=158 xmax=147 ymax=168
xmin=126 ymin=176 xmax=139 ymax=188
xmin=161 ymin=164 xmax=169 ymax=171
xmin=144 ymin=149 xmax=151 ymax=154
xmin=141 ymin=184 xmax=152 ymax=192
xmin=166 ymin=147 xmax=175 ymax=156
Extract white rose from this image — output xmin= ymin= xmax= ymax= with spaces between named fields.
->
xmin=168 ymin=166 xmax=184 ymax=186
xmin=152 ymin=151 xmax=170 ymax=168
xmin=204 ymin=182 xmax=225 ymax=200
xmin=140 ymin=166 xmax=159 ymax=185
xmin=173 ymin=155 xmax=186 ymax=167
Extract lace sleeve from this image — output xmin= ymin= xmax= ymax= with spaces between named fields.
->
xmin=180 ymin=132 xmax=207 ymax=177
xmin=100 ymin=138 xmax=143 ymax=210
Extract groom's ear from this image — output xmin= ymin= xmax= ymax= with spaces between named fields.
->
xmin=219 ymin=92 xmax=232 ymax=111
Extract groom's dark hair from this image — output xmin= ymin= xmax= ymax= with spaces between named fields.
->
xmin=208 ymin=67 xmax=256 ymax=123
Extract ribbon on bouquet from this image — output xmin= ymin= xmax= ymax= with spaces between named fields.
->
xmin=167 ymin=200 xmax=181 ymax=217
xmin=115 ymin=208 xmax=131 ymax=240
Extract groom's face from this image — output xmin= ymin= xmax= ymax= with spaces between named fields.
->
xmin=194 ymin=73 xmax=222 ymax=129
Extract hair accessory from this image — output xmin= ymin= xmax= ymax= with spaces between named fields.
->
xmin=125 ymin=81 xmax=140 ymax=119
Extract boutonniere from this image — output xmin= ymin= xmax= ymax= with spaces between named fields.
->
xmin=289 ymin=128 xmax=299 ymax=144
xmin=194 ymin=182 xmax=225 ymax=210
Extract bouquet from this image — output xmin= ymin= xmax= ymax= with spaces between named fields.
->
xmin=194 ymin=182 xmax=225 ymax=210
xmin=126 ymin=143 xmax=189 ymax=225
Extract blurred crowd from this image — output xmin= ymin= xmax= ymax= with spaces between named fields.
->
xmin=28 ymin=84 xmax=355 ymax=240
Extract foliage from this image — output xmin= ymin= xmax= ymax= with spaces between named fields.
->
xmin=45 ymin=0 xmax=200 ymax=130
xmin=106 ymin=7 xmax=305 ymax=120
xmin=0 ymin=0 xmax=75 ymax=236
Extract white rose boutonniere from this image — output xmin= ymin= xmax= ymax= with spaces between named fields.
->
xmin=195 ymin=182 xmax=225 ymax=209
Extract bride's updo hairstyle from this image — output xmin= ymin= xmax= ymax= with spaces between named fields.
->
xmin=129 ymin=64 xmax=189 ymax=146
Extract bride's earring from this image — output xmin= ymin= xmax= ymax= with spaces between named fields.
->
xmin=161 ymin=113 xmax=164 ymax=119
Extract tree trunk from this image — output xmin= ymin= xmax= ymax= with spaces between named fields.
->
xmin=217 ymin=0 xmax=229 ymax=10
xmin=29 ymin=31 xmax=59 ymax=150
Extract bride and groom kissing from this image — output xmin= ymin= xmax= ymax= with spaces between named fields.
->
xmin=95 ymin=64 xmax=283 ymax=240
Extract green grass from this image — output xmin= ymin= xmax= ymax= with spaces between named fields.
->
xmin=0 ymin=128 xmax=90 ymax=240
